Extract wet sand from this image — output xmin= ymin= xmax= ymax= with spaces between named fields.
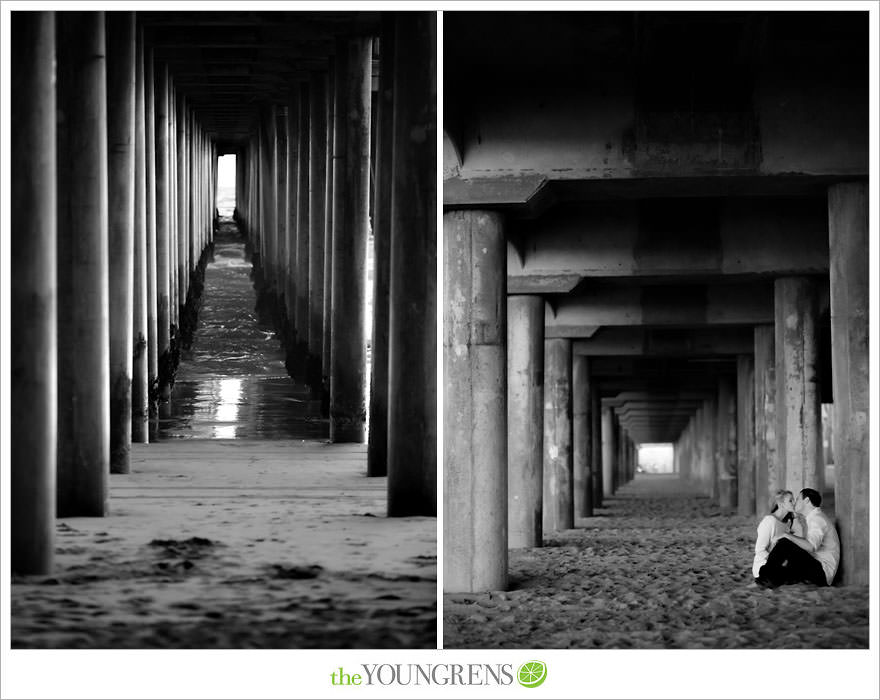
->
xmin=444 ymin=473 xmax=867 ymax=649
xmin=12 ymin=441 xmax=436 ymax=648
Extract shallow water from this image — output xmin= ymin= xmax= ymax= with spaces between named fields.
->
xmin=155 ymin=219 xmax=327 ymax=441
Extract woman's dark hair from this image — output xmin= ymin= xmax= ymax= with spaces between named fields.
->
xmin=781 ymin=511 xmax=795 ymax=527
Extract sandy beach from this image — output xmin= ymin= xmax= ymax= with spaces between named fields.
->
xmin=12 ymin=440 xmax=436 ymax=648
xmin=444 ymin=473 xmax=867 ymax=649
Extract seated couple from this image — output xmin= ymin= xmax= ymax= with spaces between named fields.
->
xmin=752 ymin=488 xmax=840 ymax=589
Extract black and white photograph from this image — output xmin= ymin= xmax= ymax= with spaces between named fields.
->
xmin=2 ymin=3 xmax=879 ymax=700
xmin=443 ymin=10 xmax=870 ymax=649
xmin=8 ymin=8 xmax=437 ymax=649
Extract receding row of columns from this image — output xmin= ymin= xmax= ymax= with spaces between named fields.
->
xmin=12 ymin=11 xmax=218 ymax=575
xmin=445 ymin=180 xmax=868 ymax=591
xmin=234 ymin=15 xmax=437 ymax=515
xmin=445 ymin=215 xmax=637 ymax=592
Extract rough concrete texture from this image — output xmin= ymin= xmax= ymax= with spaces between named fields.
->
xmin=11 ymin=441 xmax=435 ymax=648
xmin=444 ymin=210 xmax=507 ymax=592
xmin=444 ymin=473 xmax=866 ymax=649
xmin=774 ymin=277 xmax=823 ymax=493
xmin=542 ymin=338 xmax=573 ymax=534
xmin=828 ymin=181 xmax=869 ymax=585
xmin=507 ymin=295 xmax=544 ymax=548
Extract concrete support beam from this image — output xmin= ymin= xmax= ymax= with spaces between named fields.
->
xmin=590 ymin=381 xmax=603 ymax=509
xmin=543 ymin=338 xmax=573 ymax=533
xmin=144 ymin=49 xmax=158 ymax=398
xmin=131 ymin=28 xmax=149 ymax=444
xmin=11 ymin=11 xmax=56 ymax=574
xmin=168 ymin=83 xmax=178 ymax=330
xmin=309 ymin=71 xmax=328 ymax=394
xmin=329 ymin=38 xmax=371 ymax=442
xmin=547 ymin=283 xmax=773 ymax=336
xmin=107 ymin=12 xmax=136 ymax=474
xmin=444 ymin=210 xmax=507 ymax=592
xmin=368 ymin=18 xmax=393 ymax=478
xmin=176 ymin=93 xmax=188 ymax=312
xmin=715 ymin=374 xmax=737 ymax=509
xmin=828 ymin=181 xmax=869 ymax=585
xmin=275 ymin=105 xmax=288 ymax=312
xmin=508 ymin=198 xmax=830 ymax=292
xmin=601 ymin=405 xmax=615 ymax=498
xmin=507 ymin=296 xmax=544 ymax=547
xmin=754 ymin=325 xmax=777 ymax=513
xmin=573 ymin=327 xmax=753 ymax=357
xmin=736 ymin=355 xmax=756 ymax=516
xmin=698 ymin=397 xmax=717 ymax=496
xmin=573 ymin=354 xmax=593 ymax=518
xmin=296 ymin=82 xmax=311 ymax=358
xmin=154 ymin=62 xmax=171 ymax=388
xmin=775 ymin=277 xmax=823 ymax=493
xmin=286 ymin=89 xmax=299 ymax=340
xmin=56 ymin=12 xmax=109 ymax=516
xmin=322 ymin=58 xmax=335 ymax=391
xmin=387 ymin=13 xmax=437 ymax=516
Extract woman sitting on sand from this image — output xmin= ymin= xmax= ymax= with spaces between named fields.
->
xmin=752 ymin=490 xmax=799 ymax=580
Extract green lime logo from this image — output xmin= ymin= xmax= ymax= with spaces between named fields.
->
xmin=517 ymin=660 xmax=547 ymax=688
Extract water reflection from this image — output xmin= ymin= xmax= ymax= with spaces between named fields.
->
xmin=155 ymin=220 xmax=327 ymax=441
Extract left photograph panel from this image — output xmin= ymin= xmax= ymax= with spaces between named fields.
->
xmin=9 ymin=10 xmax=437 ymax=648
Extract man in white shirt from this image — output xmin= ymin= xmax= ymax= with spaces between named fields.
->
xmin=755 ymin=488 xmax=840 ymax=588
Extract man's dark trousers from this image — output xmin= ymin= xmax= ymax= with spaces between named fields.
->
xmin=757 ymin=537 xmax=827 ymax=587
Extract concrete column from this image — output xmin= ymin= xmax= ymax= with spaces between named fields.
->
xmin=296 ymin=83 xmax=311 ymax=361
xmin=736 ymin=355 xmax=755 ymax=515
xmin=716 ymin=374 xmax=737 ymax=509
xmin=678 ymin=423 xmax=690 ymax=480
xmin=367 ymin=18 xmax=394 ymax=479
xmin=444 ymin=210 xmax=507 ymax=592
xmin=590 ymin=380 xmax=602 ymax=508
xmin=154 ymin=62 xmax=171 ymax=387
xmin=613 ymin=416 xmax=623 ymax=491
xmin=387 ymin=13 xmax=436 ymax=515
xmin=168 ymin=84 xmax=178 ymax=331
xmin=261 ymin=108 xmax=277 ymax=295
xmin=308 ymin=72 xmax=328 ymax=395
xmin=775 ymin=277 xmax=823 ymax=492
xmin=322 ymin=58 xmax=335 ymax=392
xmin=601 ymin=406 xmax=615 ymax=498
xmin=276 ymin=105 xmax=288 ymax=312
xmin=754 ymin=325 xmax=777 ymax=512
xmin=507 ymin=296 xmax=544 ymax=547
xmin=176 ymin=94 xmax=188 ymax=311
xmin=56 ymin=12 xmax=110 ymax=516
xmin=11 ymin=11 xmax=56 ymax=574
xmin=286 ymin=91 xmax=299 ymax=340
xmin=573 ymin=354 xmax=593 ymax=518
xmin=106 ymin=12 xmax=135 ymax=473
xmin=705 ymin=397 xmax=717 ymax=496
xmin=131 ymin=27 xmax=148 ymax=443
xmin=144 ymin=49 xmax=158 ymax=398
xmin=329 ymin=38 xmax=371 ymax=442
xmin=544 ymin=338 xmax=573 ymax=533
xmin=828 ymin=181 xmax=868 ymax=585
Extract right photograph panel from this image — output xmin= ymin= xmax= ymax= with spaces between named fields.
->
xmin=443 ymin=10 xmax=869 ymax=649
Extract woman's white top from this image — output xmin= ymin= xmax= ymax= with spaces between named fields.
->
xmin=752 ymin=514 xmax=791 ymax=578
